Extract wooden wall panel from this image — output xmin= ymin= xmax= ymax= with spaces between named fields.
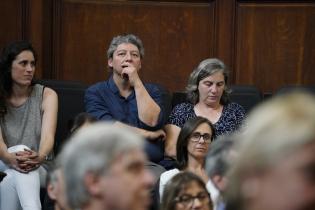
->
xmin=55 ymin=0 xmax=215 ymax=92
xmin=1 ymin=0 xmax=315 ymax=95
xmin=0 ymin=0 xmax=23 ymax=47
xmin=0 ymin=0 xmax=52 ymax=79
xmin=234 ymin=2 xmax=315 ymax=93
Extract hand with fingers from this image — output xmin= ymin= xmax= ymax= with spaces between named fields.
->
xmin=5 ymin=152 xmax=29 ymax=173
xmin=146 ymin=129 xmax=166 ymax=141
xmin=121 ymin=64 xmax=141 ymax=86
xmin=15 ymin=149 xmax=43 ymax=172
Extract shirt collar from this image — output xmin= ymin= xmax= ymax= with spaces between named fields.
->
xmin=108 ymin=75 xmax=135 ymax=99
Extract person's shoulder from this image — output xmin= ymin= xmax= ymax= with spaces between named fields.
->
xmin=43 ymin=86 xmax=56 ymax=95
xmin=174 ymin=102 xmax=194 ymax=111
xmin=86 ymin=81 xmax=108 ymax=92
xmin=144 ymin=83 xmax=164 ymax=92
xmin=225 ymin=102 xmax=246 ymax=117
xmin=35 ymin=84 xmax=57 ymax=98
xmin=160 ymin=168 xmax=180 ymax=180
xmin=41 ymin=86 xmax=58 ymax=105
xmin=226 ymin=102 xmax=244 ymax=110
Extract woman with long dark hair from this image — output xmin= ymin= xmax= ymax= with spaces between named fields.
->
xmin=159 ymin=116 xmax=215 ymax=200
xmin=0 ymin=41 xmax=58 ymax=210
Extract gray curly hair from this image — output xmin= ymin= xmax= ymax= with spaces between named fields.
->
xmin=107 ymin=34 xmax=144 ymax=60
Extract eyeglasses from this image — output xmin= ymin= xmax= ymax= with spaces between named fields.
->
xmin=175 ymin=192 xmax=210 ymax=207
xmin=190 ymin=132 xmax=212 ymax=143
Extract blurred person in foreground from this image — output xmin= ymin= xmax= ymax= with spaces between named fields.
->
xmin=225 ymin=92 xmax=315 ymax=210
xmin=46 ymin=161 xmax=71 ymax=210
xmin=205 ymin=135 xmax=237 ymax=210
xmin=59 ymin=122 xmax=154 ymax=210
xmin=46 ymin=112 xmax=97 ymax=210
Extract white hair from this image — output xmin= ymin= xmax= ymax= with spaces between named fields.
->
xmin=59 ymin=122 xmax=144 ymax=209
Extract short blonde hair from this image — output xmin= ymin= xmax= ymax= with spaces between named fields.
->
xmin=226 ymin=92 xmax=315 ymax=210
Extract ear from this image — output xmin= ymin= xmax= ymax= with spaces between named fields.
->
xmin=108 ymin=58 xmax=113 ymax=68
xmin=211 ymin=175 xmax=228 ymax=192
xmin=47 ymin=183 xmax=57 ymax=200
xmin=84 ymin=172 xmax=103 ymax=197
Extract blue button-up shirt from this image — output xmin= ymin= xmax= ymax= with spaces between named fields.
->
xmin=84 ymin=76 xmax=165 ymax=131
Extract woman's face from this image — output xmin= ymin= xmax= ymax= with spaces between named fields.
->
xmin=187 ymin=122 xmax=212 ymax=160
xmin=175 ymin=181 xmax=212 ymax=210
xmin=11 ymin=50 xmax=35 ymax=86
xmin=198 ymin=71 xmax=225 ymax=106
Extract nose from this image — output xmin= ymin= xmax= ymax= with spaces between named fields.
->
xmin=125 ymin=52 xmax=132 ymax=61
xmin=26 ymin=63 xmax=34 ymax=72
xmin=210 ymin=85 xmax=218 ymax=93
xmin=200 ymin=136 xmax=207 ymax=143
xmin=191 ymin=197 xmax=203 ymax=209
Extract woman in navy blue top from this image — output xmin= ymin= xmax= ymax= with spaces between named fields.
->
xmin=164 ymin=58 xmax=245 ymax=159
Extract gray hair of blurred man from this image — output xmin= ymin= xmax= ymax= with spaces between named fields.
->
xmin=59 ymin=122 xmax=144 ymax=209
xmin=205 ymin=134 xmax=236 ymax=179
xmin=225 ymin=92 xmax=315 ymax=210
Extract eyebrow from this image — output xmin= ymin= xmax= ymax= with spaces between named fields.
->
xmin=18 ymin=59 xmax=35 ymax=63
xmin=116 ymin=50 xmax=139 ymax=53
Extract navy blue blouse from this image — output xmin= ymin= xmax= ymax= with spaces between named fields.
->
xmin=167 ymin=102 xmax=245 ymax=139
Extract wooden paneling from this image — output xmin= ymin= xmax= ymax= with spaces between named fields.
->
xmin=0 ymin=0 xmax=51 ymax=79
xmin=214 ymin=0 xmax=237 ymax=78
xmin=1 ymin=0 xmax=315 ymax=94
xmin=0 ymin=1 xmax=23 ymax=48
xmin=235 ymin=2 xmax=315 ymax=93
xmin=54 ymin=0 xmax=215 ymax=92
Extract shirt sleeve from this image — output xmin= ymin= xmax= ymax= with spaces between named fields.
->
xmin=84 ymin=85 xmax=116 ymax=122
xmin=139 ymin=84 xmax=169 ymax=130
xmin=159 ymin=169 xmax=179 ymax=201
xmin=167 ymin=103 xmax=195 ymax=128
xmin=233 ymin=103 xmax=246 ymax=129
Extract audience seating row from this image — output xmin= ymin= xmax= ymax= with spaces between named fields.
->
xmin=37 ymin=79 xmax=314 ymax=156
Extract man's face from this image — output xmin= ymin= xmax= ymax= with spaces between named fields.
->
xmin=101 ymin=148 xmax=154 ymax=210
xmin=108 ymin=43 xmax=141 ymax=76
xmin=47 ymin=169 xmax=71 ymax=210
xmin=249 ymin=142 xmax=315 ymax=210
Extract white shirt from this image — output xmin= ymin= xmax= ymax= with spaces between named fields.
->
xmin=159 ymin=168 xmax=220 ymax=208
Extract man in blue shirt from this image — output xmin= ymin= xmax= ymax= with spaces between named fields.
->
xmin=85 ymin=34 xmax=167 ymax=163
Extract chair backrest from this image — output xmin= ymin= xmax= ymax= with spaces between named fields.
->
xmin=171 ymin=85 xmax=263 ymax=113
xmin=36 ymin=80 xmax=88 ymax=154
xmin=275 ymin=85 xmax=315 ymax=96
xmin=150 ymin=83 xmax=173 ymax=126
xmin=171 ymin=91 xmax=187 ymax=109
xmin=230 ymin=85 xmax=263 ymax=113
